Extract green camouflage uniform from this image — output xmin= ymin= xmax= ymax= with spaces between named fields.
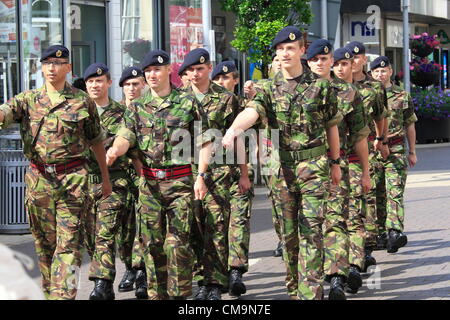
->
xmin=247 ymin=70 xmax=342 ymax=300
xmin=0 ymin=83 xmax=105 ymax=299
xmin=116 ymin=89 xmax=203 ymax=298
xmin=375 ymin=83 xmax=417 ymax=234
xmin=187 ymin=82 xmax=239 ymax=289
xmin=323 ymin=77 xmax=369 ymax=279
xmin=86 ymin=99 xmax=134 ymax=282
xmin=349 ymin=74 xmax=387 ymax=269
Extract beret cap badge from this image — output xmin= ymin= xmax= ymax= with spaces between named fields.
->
xmin=158 ymin=56 xmax=163 ymax=64
xmin=132 ymin=69 xmax=138 ymax=76
xmin=223 ymin=66 xmax=228 ymax=73
xmin=345 ymin=52 xmax=350 ymax=59
xmin=324 ymin=46 xmax=329 ymax=54
xmin=381 ymin=61 xmax=386 ymax=67
xmin=200 ymin=56 xmax=206 ymax=63
xmin=56 ymin=50 xmax=62 ymax=58
xmin=289 ymin=33 xmax=296 ymax=41
xmin=96 ymin=68 xmax=102 ymax=75
xmin=354 ymin=46 xmax=360 ymax=53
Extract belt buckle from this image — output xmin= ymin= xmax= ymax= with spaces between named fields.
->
xmin=156 ymin=170 xmax=166 ymax=179
xmin=45 ymin=164 xmax=57 ymax=174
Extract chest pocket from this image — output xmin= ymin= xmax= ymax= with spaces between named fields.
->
xmin=59 ymin=111 xmax=89 ymax=136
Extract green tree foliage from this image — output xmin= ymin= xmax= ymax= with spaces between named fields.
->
xmin=220 ymin=0 xmax=312 ymax=77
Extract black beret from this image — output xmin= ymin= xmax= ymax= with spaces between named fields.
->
xmin=306 ymin=39 xmax=333 ymax=60
xmin=40 ymin=45 xmax=69 ymax=62
xmin=211 ymin=61 xmax=237 ymax=80
xmin=346 ymin=41 xmax=366 ymax=55
xmin=179 ymin=48 xmax=210 ymax=76
xmin=140 ymin=50 xmax=170 ymax=70
xmin=333 ymin=47 xmax=354 ymax=62
xmin=370 ymin=56 xmax=391 ymax=70
xmin=83 ymin=63 xmax=109 ymax=81
xmin=119 ymin=66 xmax=144 ymax=87
xmin=271 ymin=26 xmax=303 ymax=49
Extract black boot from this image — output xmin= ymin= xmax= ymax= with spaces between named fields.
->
xmin=387 ymin=229 xmax=408 ymax=253
xmin=362 ymin=248 xmax=377 ymax=272
xmin=328 ymin=276 xmax=346 ymax=300
xmin=89 ymin=279 xmax=115 ymax=300
xmin=375 ymin=232 xmax=388 ymax=250
xmin=229 ymin=268 xmax=247 ymax=297
xmin=346 ymin=265 xmax=363 ymax=294
xmin=194 ymin=284 xmax=208 ymax=300
xmin=206 ymin=285 xmax=222 ymax=300
xmin=135 ymin=270 xmax=148 ymax=299
xmin=273 ymin=241 xmax=283 ymax=257
xmin=118 ymin=268 xmax=137 ymax=292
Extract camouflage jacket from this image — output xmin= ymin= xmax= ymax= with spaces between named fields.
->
xmin=246 ymin=70 xmax=342 ymax=155
xmin=117 ymin=88 xmax=205 ymax=168
xmin=330 ymin=76 xmax=370 ymax=153
xmin=87 ymin=98 xmax=129 ymax=175
xmin=386 ymin=82 xmax=418 ymax=141
xmin=186 ymin=81 xmax=240 ymax=169
xmin=353 ymin=72 xmax=387 ymax=136
xmin=0 ymin=83 xmax=104 ymax=164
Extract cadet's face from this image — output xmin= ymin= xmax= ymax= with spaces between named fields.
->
xmin=180 ymin=73 xmax=191 ymax=87
xmin=86 ymin=75 xmax=112 ymax=100
xmin=333 ymin=59 xmax=353 ymax=81
xmin=41 ymin=58 xmax=71 ymax=85
xmin=188 ymin=64 xmax=212 ymax=86
xmin=276 ymin=41 xmax=305 ymax=70
xmin=271 ymin=56 xmax=282 ymax=72
xmin=144 ymin=65 xmax=171 ymax=90
xmin=213 ymin=73 xmax=239 ymax=92
xmin=308 ymin=54 xmax=334 ymax=78
xmin=352 ymin=54 xmax=367 ymax=73
xmin=123 ymin=77 xmax=145 ymax=101
xmin=372 ymin=66 xmax=393 ymax=84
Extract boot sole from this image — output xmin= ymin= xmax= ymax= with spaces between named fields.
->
xmin=89 ymin=294 xmax=115 ymax=300
xmin=229 ymin=283 xmax=247 ymax=297
xmin=118 ymin=286 xmax=134 ymax=292
xmin=328 ymin=288 xmax=346 ymax=300
xmin=387 ymin=235 xmax=408 ymax=253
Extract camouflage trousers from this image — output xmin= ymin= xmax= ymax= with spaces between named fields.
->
xmin=278 ymin=154 xmax=330 ymax=300
xmin=228 ymin=166 xmax=254 ymax=273
xmin=262 ymin=168 xmax=283 ymax=243
xmin=375 ymin=149 xmax=408 ymax=233
xmin=25 ymin=165 xmax=89 ymax=300
xmin=347 ymin=153 xmax=378 ymax=270
xmin=323 ymin=160 xmax=350 ymax=279
xmin=88 ymin=176 xmax=130 ymax=281
xmin=138 ymin=174 xmax=195 ymax=298
xmin=192 ymin=166 xmax=232 ymax=288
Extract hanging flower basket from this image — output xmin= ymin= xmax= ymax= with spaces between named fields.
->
xmin=411 ymin=46 xmax=434 ymax=58
xmin=410 ymin=33 xmax=440 ymax=58
xmin=123 ymin=39 xmax=151 ymax=63
xmin=411 ymin=70 xmax=440 ymax=87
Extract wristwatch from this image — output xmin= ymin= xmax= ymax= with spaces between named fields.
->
xmin=409 ymin=151 xmax=416 ymax=155
xmin=376 ymin=136 xmax=385 ymax=141
xmin=329 ymin=158 xmax=341 ymax=166
xmin=198 ymin=172 xmax=209 ymax=179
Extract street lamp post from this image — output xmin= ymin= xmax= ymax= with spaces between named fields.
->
xmin=403 ymin=0 xmax=411 ymax=93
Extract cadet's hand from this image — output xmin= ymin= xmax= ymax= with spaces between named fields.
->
xmin=194 ymin=176 xmax=208 ymax=200
xmin=380 ymin=144 xmax=390 ymax=159
xmin=331 ymin=164 xmax=341 ymax=186
xmin=106 ymin=147 xmax=119 ymax=166
xmin=238 ymin=174 xmax=252 ymax=194
xmin=222 ymin=129 xmax=236 ymax=150
xmin=408 ymin=152 xmax=417 ymax=168
xmin=101 ymin=180 xmax=112 ymax=199
xmin=243 ymin=80 xmax=256 ymax=100
xmin=361 ymin=172 xmax=371 ymax=194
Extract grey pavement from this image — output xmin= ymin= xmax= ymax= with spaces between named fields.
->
xmin=1 ymin=144 xmax=450 ymax=300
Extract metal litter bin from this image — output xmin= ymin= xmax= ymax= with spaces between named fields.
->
xmin=0 ymin=133 xmax=30 ymax=234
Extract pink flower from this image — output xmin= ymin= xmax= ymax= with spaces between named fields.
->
xmin=413 ymin=35 xmax=421 ymax=39
xmin=410 ymin=66 xmax=415 ymax=70
xmin=422 ymin=32 xmax=429 ymax=37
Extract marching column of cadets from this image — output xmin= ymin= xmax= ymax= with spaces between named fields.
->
xmin=0 ymin=25 xmax=417 ymax=300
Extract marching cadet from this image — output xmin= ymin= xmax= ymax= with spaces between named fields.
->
xmin=178 ymin=67 xmax=191 ymax=89
xmin=106 ymin=50 xmax=210 ymax=300
xmin=223 ymin=26 xmax=343 ymax=300
xmin=0 ymin=45 xmax=110 ymax=299
xmin=180 ymin=48 xmax=243 ymax=300
xmin=371 ymin=56 xmax=417 ymax=253
xmin=116 ymin=66 xmax=148 ymax=298
xmin=345 ymin=41 xmax=389 ymax=279
xmin=83 ymin=63 xmax=132 ymax=300
xmin=212 ymin=61 xmax=253 ymax=297
xmin=307 ymin=41 xmax=371 ymax=299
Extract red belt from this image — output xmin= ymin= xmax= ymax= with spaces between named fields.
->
xmin=261 ymin=137 xmax=272 ymax=147
xmin=388 ymin=137 xmax=404 ymax=146
xmin=141 ymin=165 xmax=192 ymax=180
xmin=30 ymin=158 xmax=86 ymax=174
xmin=347 ymin=154 xmax=360 ymax=164
xmin=368 ymin=135 xmax=375 ymax=142
xmin=327 ymin=149 xmax=346 ymax=158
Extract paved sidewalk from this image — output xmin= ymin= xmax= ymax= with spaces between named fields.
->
xmin=1 ymin=144 xmax=450 ymax=300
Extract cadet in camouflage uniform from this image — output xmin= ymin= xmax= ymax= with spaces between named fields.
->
xmin=82 ymin=63 xmax=132 ymax=300
xmin=107 ymin=50 xmax=208 ymax=300
xmin=0 ymin=45 xmax=109 ymax=300
xmin=212 ymin=61 xmax=254 ymax=297
xmin=223 ymin=27 xmax=343 ymax=300
xmin=371 ymin=56 xmax=417 ymax=253
xmin=181 ymin=49 xmax=242 ymax=300
xmin=307 ymin=42 xmax=371 ymax=299
xmin=345 ymin=41 xmax=389 ymax=277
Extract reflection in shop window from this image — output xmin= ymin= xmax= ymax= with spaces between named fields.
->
xmin=121 ymin=0 xmax=153 ymax=67
xmin=22 ymin=0 xmax=63 ymax=91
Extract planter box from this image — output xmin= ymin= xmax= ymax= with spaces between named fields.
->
xmin=416 ymin=117 xmax=450 ymax=143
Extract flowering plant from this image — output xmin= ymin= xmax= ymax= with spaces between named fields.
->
xmin=123 ymin=38 xmax=151 ymax=62
xmin=410 ymin=58 xmax=442 ymax=87
xmin=410 ymin=33 xmax=440 ymax=57
xmin=411 ymin=86 xmax=450 ymax=119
